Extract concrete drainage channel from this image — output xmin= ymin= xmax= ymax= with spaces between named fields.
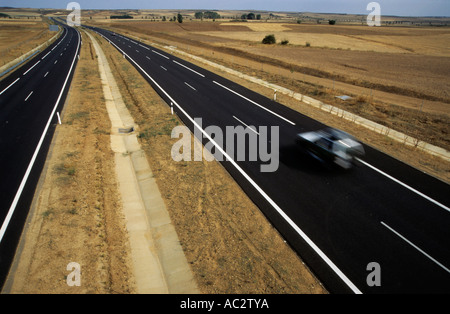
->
xmin=86 ymin=30 xmax=199 ymax=294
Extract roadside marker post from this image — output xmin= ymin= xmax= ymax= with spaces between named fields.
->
xmin=57 ymin=112 xmax=62 ymax=125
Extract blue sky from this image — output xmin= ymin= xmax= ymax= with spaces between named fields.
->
xmin=3 ymin=0 xmax=450 ymax=16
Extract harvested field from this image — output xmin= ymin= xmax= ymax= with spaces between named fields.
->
xmin=86 ymin=19 xmax=449 ymax=181
xmin=102 ymin=21 xmax=450 ymax=104
xmin=93 ymin=20 xmax=449 ymax=146
xmin=0 ymin=20 xmax=54 ymax=67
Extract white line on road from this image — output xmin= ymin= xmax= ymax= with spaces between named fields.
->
xmin=233 ymin=115 xmax=259 ymax=135
xmin=103 ymin=36 xmax=362 ymax=294
xmin=213 ymin=80 xmax=296 ymax=126
xmin=23 ymin=60 xmax=41 ymax=76
xmin=44 ymin=72 xmax=49 ymax=78
xmin=381 ymin=221 xmax=450 ymax=274
xmin=160 ymin=66 xmax=167 ymax=71
xmin=146 ymin=56 xmax=151 ymax=60
xmin=152 ymin=49 xmax=170 ymax=59
xmin=25 ymin=91 xmax=34 ymax=101
xmin=356 ymin=158 xmax=450 ymax=213
xmin=42 ymin=51 xmax=51 ymax=60
xmin=0 ymin=29 xmax=82 ymax=245
xmin=54 ymin=60 xmax=58 ymax=64
xmin=173 ymin=60 xmax=205 ymax=78
xmin=0 ymin=78 xmax=20 ymax=96
xmin=184 ymin=82 xmax=197 ymax=91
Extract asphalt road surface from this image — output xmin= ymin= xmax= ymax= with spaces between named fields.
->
xmin=87 ymin=26 xmax=450 ymax=294
xmin=0 ymin=20 xmax=81 ymax=288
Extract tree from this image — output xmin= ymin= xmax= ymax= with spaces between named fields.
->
xmin=177 ymin=13 xmax=183 ymax=23
xmin=262 ymin=34 xmax=276 ymax=45
xmin=203 ymin=11 xmax=221 ymax=19
xmin=195 ymin=12 xmax=204 ymax=20
xmin=328 ymin=19 xmax=336 ymax=25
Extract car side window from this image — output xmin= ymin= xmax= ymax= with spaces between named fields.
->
xmin=316 ymin=138 xmax=333 ymax=150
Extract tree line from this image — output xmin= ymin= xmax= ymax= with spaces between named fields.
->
xmin=194 ymin=11 xmax=221 ymax=20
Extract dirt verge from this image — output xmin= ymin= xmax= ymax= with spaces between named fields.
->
xmin=4 ymin=30 xmax=136 ymax=294
xmin=97 ymin=31 xmax=327 ymax=294
xmin=4 ymin=27 xmax=327 ymax=294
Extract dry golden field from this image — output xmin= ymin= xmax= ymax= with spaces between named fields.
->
xmin=99 ymin=20 xmax=450 ymax=101
xmin=87 ymin=18 xmax=449 ymax=152
xmin=0 ymin=19 xmax=54 ymax=66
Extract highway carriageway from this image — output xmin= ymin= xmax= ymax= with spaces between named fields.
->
xmin=74 ymin=26 xmax=450 ymax=293
xmin=0 ymin=21 xmax=81 ymax=288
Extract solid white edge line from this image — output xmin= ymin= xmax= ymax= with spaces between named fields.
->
xmin=233 ymin=115 xmax=259 ymax=135
xmin=23 ymin=60 xmax=41 ymax=76
xmin=0 ymin=28 xmax=81 ymax=244
xmin=213 ymin=80 xmax=296 ymax=126
xmin=104 ymin=34 xmax=362 ymax=294
xmin=173 ymin=60 xmax=205 ymax=78
xmin=42 ymin=51 xmax=51 ymax=60
xmin=0 ymin=78 xmax=20 ymax=96
xmin=381 ymin=221 xmax=450 ymax=274
xmin=356 ymin=158 xmax=450 ymax=213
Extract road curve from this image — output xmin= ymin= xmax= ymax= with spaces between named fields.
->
xmin=86 ymin=26 xmax=450 ymax=294
xmin=0 ymin=20 xmax=81 ymax=288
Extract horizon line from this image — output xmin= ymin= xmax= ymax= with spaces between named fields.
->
xmin=1 ymin=6 xmax=449 ymax=18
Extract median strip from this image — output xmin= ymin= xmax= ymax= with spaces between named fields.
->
xmin=87 ymin=30 xmax=199 ymax=294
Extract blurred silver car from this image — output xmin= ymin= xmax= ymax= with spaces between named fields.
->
xmin=296 ymin=128 xmax=365 ymax=169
